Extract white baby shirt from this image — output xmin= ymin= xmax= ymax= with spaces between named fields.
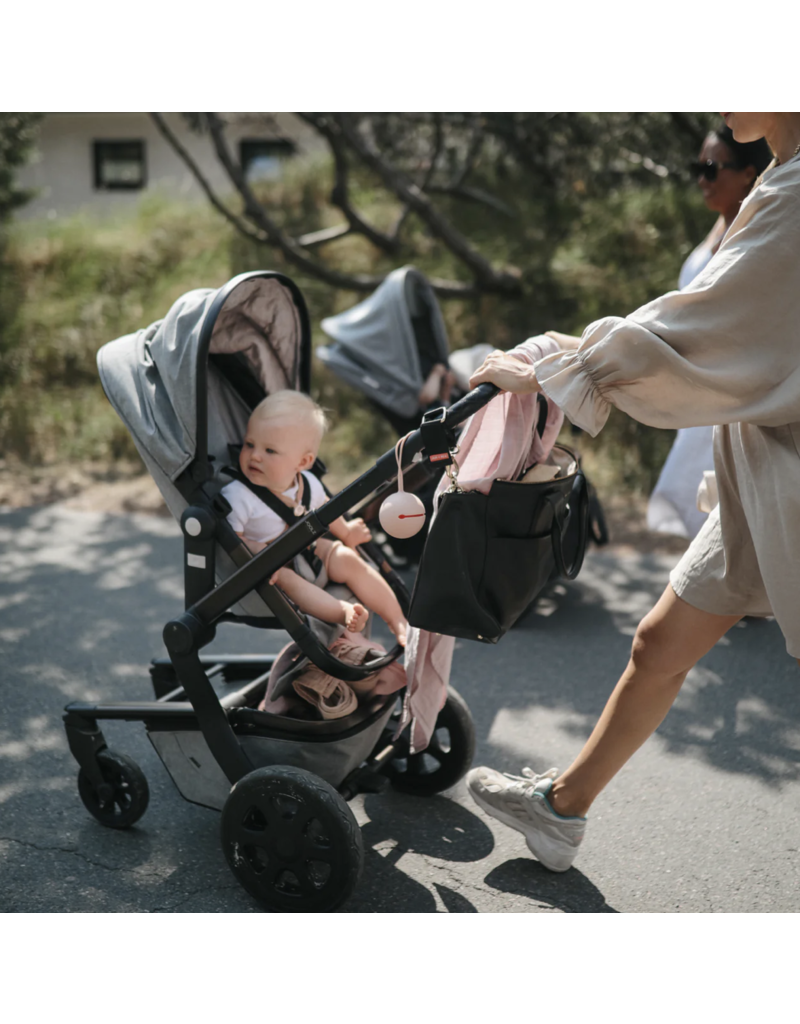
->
xmin=221 ymin=472 xmax=327 ymax=545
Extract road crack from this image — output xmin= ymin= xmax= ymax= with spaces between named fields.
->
xmin=0 ymin=835 xmax=158 ymax=875
xmin=412 ymin=853 xmax=496 ymax=902
xmin=148 ymin=883 xmax=243 ymax=913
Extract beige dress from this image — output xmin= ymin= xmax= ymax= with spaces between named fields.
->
xmin=534 ymin=158 xmax=800 ymax=656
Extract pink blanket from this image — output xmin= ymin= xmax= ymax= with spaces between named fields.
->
xmin=259 ymin=631 xmax=406 ymax=717
xmin=402 ymin=335 xmax=563 ymax=752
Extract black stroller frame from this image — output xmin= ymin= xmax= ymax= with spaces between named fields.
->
xmin=63 ymin=270 xmax=498 ymax=913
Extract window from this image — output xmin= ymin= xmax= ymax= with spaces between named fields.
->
xmin=93 ymin=140 xmax=146 ymax=190
xmin=239 ymin=138 xmax=295 ymax=182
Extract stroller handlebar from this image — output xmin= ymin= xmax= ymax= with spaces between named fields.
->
xmin=443 ymin=381 xmax=500 ymax=427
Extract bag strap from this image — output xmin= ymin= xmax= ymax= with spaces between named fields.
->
xmin=536 ymin=395 xmax=549 ymax=439
xmin=547 ymin=472 xmax=589 ymax=580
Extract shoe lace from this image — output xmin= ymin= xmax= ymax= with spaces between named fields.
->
xmin=501 ymin=766 xmax=558 ymax=795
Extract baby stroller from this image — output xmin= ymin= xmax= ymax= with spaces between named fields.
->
xmin=62 ymin=271 xmax=496 ymax=913
xmin=318 ymin=265 xmax=481 ymax=437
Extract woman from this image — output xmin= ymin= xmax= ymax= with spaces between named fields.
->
xmin=647 ymin=124 xmax=772 ymax=539
xmin=466 ymin=113 xmax=800 ymax=873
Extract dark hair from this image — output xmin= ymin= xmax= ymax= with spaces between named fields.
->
xmin=711 ymin=124 xmax=773 ymax=176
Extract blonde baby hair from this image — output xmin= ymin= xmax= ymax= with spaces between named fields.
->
xmin=249 ymin=390 xmax=329 ymax=447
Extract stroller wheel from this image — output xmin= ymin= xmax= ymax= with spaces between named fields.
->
xmin=220 ymin=766 xmax=364 ymax=913
xmin=385 ymin=686 xmax=476 ymax=796
xmin=77 ymin=750 xmax=150 ymax=829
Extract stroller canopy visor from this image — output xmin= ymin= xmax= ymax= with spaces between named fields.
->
xmin=98 ymin=273 xmax=310 ymax=482
xmin=318 ymin=266 xmax=449 ymax=419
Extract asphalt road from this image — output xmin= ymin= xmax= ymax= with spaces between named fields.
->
xmin=2 ymin=503 xmax=799 ymax=913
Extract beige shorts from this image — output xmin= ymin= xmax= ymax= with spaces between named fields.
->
xmin=669 ymin=421 xmax=800 ymax=658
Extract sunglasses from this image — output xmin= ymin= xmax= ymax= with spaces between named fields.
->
xmin=690 ymin=159 xmax=738 ymax=182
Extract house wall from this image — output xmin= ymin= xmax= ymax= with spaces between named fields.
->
xmin=16 ymin=113 xmax=322 ymax=220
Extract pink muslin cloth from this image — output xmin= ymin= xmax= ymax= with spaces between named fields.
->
xmin=402 ymin=335 xmax=563 ymax=753
xmin=448 ymin=335 xmax=564 ymax=494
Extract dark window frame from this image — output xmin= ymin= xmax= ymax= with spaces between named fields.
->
xmin=93 ymin=139 xmax=147 ymax=191
xmin=239 ymin=138 xmax=295 ymax=179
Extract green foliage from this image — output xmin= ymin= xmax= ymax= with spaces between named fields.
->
xmin=550 ymin=181 xmax=712 ymax=491
xmin=0 ymin=114 xmax=41 ymax=225
xmin=0 ymin=195 xmax=231 ymax=464
xmin=230 ymin=142 xmax=715 ymax=492
xmin=0 ymin=114 xmax=720 ymax=496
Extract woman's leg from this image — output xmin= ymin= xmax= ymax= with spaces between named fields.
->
xmin=548 ymin=585 xmax=742 ymax=818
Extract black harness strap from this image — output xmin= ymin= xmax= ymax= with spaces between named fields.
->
xmin=221 ymin=465 xmax=323 ymax=576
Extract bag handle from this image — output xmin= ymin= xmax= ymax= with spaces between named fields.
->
xmin=547 ymin=472 xmax=589 ymax=581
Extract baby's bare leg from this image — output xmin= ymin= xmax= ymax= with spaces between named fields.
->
xmin=272 ymin=567 xmax=368 ymax=633
xmin=320 ymin=542 xmax=407 ymax=645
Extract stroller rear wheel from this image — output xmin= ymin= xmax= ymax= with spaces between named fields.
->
xmin=77 ymin=749 xmax=150 ymax=829
xmin=385 ymin=686 xmax=476 ymax=796
xmin=221 ymin=766 xmax=364 ymax=913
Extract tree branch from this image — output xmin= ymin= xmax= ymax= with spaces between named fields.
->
xmin=297 ymin=223 xmax=352 ymax=247
xmin=298 ymin=113 xmax=401 ymax=254
xmin=451 ymin=113 xmax=484 ymax=189
xmin=334 ymin=114 xmax=521 ymax=295
xmin=150 ymin=112 xmax=268 ymax=246
xmin=202 ymin=112 xmax=387 ymax=292
xmin=669 ymin=112 xmax=708 ymax=150
xmin=388 ymin=112 xmax=445 ymax=243
xmin=204 ymin=113 xmax=477 ymax=296
xmin=427 ymin=183 xmax=516 ymax=218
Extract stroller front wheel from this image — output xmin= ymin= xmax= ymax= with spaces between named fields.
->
xmin=385 ymin=686 xmax=476 ymax=796
xmin=77 ymin=749 xmax=150 ymax=829
xmin=220 ymin=766 xmax=364 ymax=913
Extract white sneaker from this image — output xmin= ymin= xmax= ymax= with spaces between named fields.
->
xmin=466 ymin=766 xmax=586 ymax=872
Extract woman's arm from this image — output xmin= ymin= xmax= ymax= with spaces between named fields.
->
xmin=469 ymin=349 xmax=542 ymax=393
xmin=468 ymin=332 xmax=581 ymax=392
xmin=533 ymin=180 xmax=800 ymax=435
xmin=544 ymin=330 xmax=582 ymax=352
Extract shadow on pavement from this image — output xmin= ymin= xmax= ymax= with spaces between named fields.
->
xmin=484 ymin=858 xmax=619 ymax=913
xmin=456 ymin=549 xmax=800 ymax=789
xmin=3 ymin=506 xmax=799 ymax=911
xmin=346 ymin=793 xmax=494 ymax=912
xmin=362 ymin=791 xmax=495 ymax=862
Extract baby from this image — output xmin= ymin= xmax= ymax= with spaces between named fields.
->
xmin=221 ymin=390 xmax=407 ymax=646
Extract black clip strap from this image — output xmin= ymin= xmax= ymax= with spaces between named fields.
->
xmin=221 ymin=465 xmax=311 ymax=528
xmin=220 ymin=466 xmax=322 ymax=575
xmin=420 ymin=406 xmax=458 ymax=467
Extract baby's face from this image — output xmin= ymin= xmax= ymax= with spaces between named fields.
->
xmin=240 ymin=414 xmax=318 ymax=493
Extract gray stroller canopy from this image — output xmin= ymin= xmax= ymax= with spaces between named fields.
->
xmin=318 ymin=266 xmax=449 ymax=420
xmin=97 ymin=272 xmax=311 ymax=620
xmin=98 ymin=273 xmax=308 ymax=485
